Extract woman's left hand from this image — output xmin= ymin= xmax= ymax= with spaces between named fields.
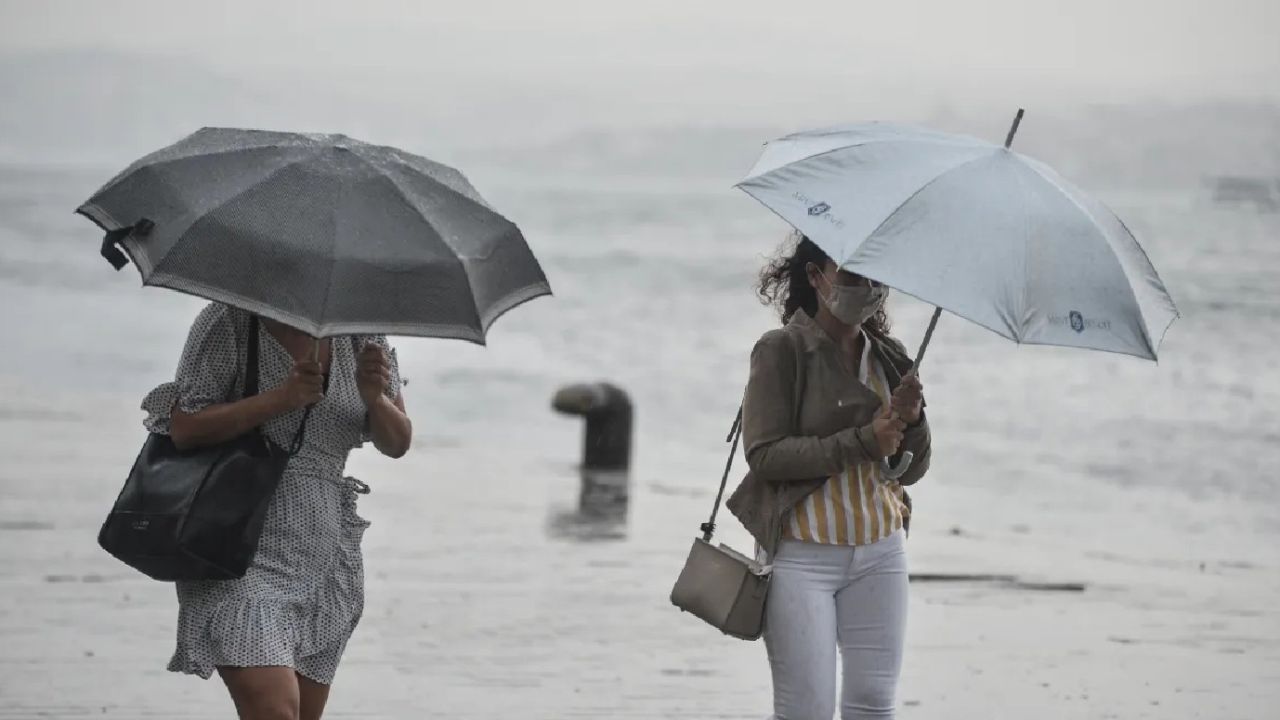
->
xmin=891 ymin=372 xmax=924 ymax=425
xmin=356 ymin=344 xmax=391 ymax=408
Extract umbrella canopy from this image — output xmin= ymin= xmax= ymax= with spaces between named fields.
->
xmin=736 ymin=120 xmax=1179 ymax=360
xmin=77 ymin=127 xmax=551 ymax=343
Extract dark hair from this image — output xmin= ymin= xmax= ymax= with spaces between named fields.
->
xmin=757 ymin=233 xmax=891 ymax=334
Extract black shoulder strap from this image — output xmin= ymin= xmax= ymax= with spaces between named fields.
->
xmin=244 ymin=315 xmax=261 ymax=398
xmin=700 ymin=405 xmax=743 ymax=542
xmin=242 ymin=313 xmax=312 ymax=458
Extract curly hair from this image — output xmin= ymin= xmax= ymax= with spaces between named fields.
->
xmin=757 ymin=232 xmax=891 ymax=334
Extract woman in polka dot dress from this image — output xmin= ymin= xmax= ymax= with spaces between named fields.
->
xmin=142 ymin=302 xmax=413 ymax=720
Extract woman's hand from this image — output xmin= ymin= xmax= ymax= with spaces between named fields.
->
xmin=871 ymin=405 xmax=906 ymax=457
xmin=890 ymin=372 xmax=924 ymax=426
xmin=281 ymin=360 xmax=325 ymax=411
xmin=356 ymin=344 xmax=391 ymax=408
xmin=357 ymin=341 xmax=412 ymax=458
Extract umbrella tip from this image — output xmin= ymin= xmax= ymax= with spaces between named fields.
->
xmin=1004 ymin=109 xmax=1026 ymax=149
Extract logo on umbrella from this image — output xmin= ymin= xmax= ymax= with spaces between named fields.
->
xmin=1050 ymin=311 xmax=1112 ymax=333
xmin=808 ymin=202 xmax=831 ymax=216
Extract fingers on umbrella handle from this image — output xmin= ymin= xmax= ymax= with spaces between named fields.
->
xmin=880 ymin=451 xmax=915 ymax=480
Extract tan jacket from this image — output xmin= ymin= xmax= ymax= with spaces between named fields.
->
xmin=726 ymin=311 xmax=932 ymax=557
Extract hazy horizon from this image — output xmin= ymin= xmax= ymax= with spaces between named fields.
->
xmin=3 ymin=0 xmax=1277 ymax=98
xmin=1 ymin=1 xmax=1278 ymax=181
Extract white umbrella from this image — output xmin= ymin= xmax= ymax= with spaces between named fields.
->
xmin=737 ymin=110 xmax=1179 ymax=364
xmin=737 ymin=110 xmax=1179 ymax=477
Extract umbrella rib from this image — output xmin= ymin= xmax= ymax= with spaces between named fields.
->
xmin=380 ymin=153 xmax=495 ymax=211
xmin=82 ymin=147 xmax=312 ymax=277
xmin=854 ymin=152 xmax=997 ymax=266
xmin=139 ymin=273 xmax=324 ymax=337
xmin=1016 ymin=160 xmax=1034 ymax=344
xmin=317 ymin=164 xmax=341 ymax=339
xmin=352 ymin=156 xmax=486 ymax=327
xmin=875 ymin=283 xmax=1023 ymax=346
xmin=1018 ymin=160 xmax=1169 ymax=356
xmin=476 ymin=279 xmax=554 ymax=336
xmin=1110 ymin=210 xmax=1181 ymax=358
xmin=119 ymin=145 xmax=293 ymax=185
xmin=378 ymin=163 xmax=515 ymax=253
xmin=737 ymin=136 xmax=987 ymax=185
xmin=881 ymin=282 xmax=1159 ymax=361
xmin=146 ymin=155 xmax=322 ymax=282
xmin=90 ymin=131 xmax=316 ymax=196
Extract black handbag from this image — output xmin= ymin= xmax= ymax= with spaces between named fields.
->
xmin=98 ymin=316 xmax=312 ymax=581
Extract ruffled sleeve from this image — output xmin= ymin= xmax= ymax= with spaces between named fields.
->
xmin=142 ymin=303 xmax=244 ymax=434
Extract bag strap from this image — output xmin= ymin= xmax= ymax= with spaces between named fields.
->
xmin=243 ymin=314 xmax=314 ymax=458
xmin=700 ymin=405 xmax=744 ymax=542
xmin=244 ymin=315 xmax=262 ymax=397
xmin=698 ymin=328 xmax=805 ymax=544
xmin=286 ymin=338 xmax=330 ymax=456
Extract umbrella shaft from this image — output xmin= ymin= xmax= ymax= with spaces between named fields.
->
xmin=913 ymin=307 xmax=944 ymax=372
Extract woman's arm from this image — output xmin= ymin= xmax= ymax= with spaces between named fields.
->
xmin=170 ymin=390 xmax=292 ymax=451
xmin=356 ymin=343 xmax=412 ymax=459
xmin=742 ymin=331 xmax=888 ymax=483
xmin=169 ymin=359 xmax=323 ymax=451
xmin=366 ymin=392 xmax=412 ymax=459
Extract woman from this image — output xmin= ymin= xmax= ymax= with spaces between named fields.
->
xmin=726 ymin=234 xmax=932 ymax=720
xmin=142 ymin=302 xmax=413 ymax=720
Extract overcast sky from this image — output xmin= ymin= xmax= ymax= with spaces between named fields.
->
xmin=1 ymin=0 xmax=1277 ymax=169
xmin=2 ymin=0 xmax=1277 ymax=100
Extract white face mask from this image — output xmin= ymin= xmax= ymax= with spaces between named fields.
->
xmin=817 ymin=271 xmax=889 ymax=327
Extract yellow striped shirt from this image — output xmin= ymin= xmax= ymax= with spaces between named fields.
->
xmin=783 ymin=332 xmax=909 ymax=546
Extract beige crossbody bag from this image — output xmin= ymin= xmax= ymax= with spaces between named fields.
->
xmin=669 ymin=407 xmax=773 ymax=641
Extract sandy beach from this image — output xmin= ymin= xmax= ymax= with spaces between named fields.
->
xmin=1 ymin=156 xmax=1277 ymax=717
xmin=1 ymin=373 xmax=1277 ymax=719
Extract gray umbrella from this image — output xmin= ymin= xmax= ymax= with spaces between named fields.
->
xmin=77 ymin=127 xmax=551 ymax=343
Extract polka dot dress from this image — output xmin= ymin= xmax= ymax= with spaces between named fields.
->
xmin=141 ymin=302 xmax=402 ymax=685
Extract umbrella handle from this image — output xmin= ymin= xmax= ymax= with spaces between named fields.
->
xmin=881 ymin=451 xmax=915 ymax=480
xmin=880 ymin=306 xmax=944 ymax=481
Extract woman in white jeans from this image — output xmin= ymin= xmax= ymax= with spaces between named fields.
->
xmin=727 ymin=235 xmax=932 ymax=719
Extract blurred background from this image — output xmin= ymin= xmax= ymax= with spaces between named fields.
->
xmin=1 ymin=1 xmax=1277 ymax=718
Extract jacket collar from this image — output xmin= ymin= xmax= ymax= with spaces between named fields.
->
xmin=786 ymin=310 xmax=915 ymax=381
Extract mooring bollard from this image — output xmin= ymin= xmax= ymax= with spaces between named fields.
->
xmin=549 ymin=382 xmax=633 ymax=541
xmin=551 ymin=382 xmax=633 ymax=471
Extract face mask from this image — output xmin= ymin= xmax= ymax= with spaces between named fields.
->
xmin=818 ymin=271 xmax=889 ymax=327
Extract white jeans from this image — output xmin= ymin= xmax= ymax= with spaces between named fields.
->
xmin=764 ymin=530 xmax=908 ymax=720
